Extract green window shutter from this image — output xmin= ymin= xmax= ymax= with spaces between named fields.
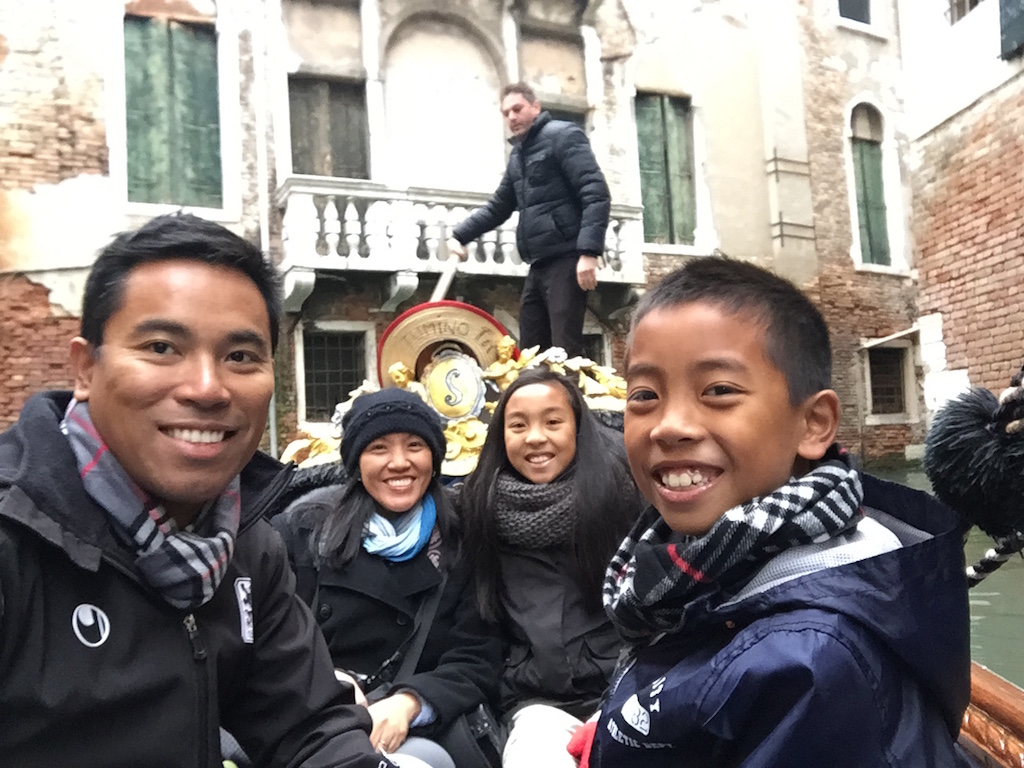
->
xmin=663 ymin=96 xmax=697 ymax=245
xmin=329 ymin=81 xmax=369 ymax=179
xmin=636 ymin=94 xmax=671 ymax=243
xmin=124 ymin=15 xmax=221 ymax=207
xmin=289 ymin=78 xmax=330 ymax=175
xmin=289 ymin=78 xmax=369 ymax=178
xmin=852 ymin=138 xmax=889 ymax=266
xmin=125 ymin=16 xmax=173 ymax=204
xmin=170 ymin=21 xmax=222 ymax=208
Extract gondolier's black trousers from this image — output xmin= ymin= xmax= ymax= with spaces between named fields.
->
xmin=519 ymin=254 xmax=587 ymax=358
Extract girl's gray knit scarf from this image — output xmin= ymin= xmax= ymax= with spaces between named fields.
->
xmin=603 ymin=456 xmax=863 ymax=643
xmin=61 ymin=399 xmax=240 ymax=612
xmin=493 ymin=467 xmax=577 ymax=549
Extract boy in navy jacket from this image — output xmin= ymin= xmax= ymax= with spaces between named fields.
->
xmin=577 ymin=257 xmax=970 ymax=767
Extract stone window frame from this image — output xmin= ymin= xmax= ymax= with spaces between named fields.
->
xmin=294 ymin=320 xmax=378 ymax=428
xmin=842 ymin=95 xmax=909 ymax=274
xmin=581 ymin=325 xmax=611 ymax=367
xmin=105 ymin=0 xmax=243 ymax=222
xmin=947 ymin=0 xmax=983 ymax=25
xmin=834 ymin=0 xmax=891 ymax=41
xmin=862 ymin=337 xmax=920 ymax=426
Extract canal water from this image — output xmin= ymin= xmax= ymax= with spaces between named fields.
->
xmin=865 ymin=459 xmax=1024 ymax=688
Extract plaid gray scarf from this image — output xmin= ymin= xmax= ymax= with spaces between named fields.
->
xmin=603 ymin=456 xmax=863 ymax=642
xmin=61 ymin=400 xmax=240 ymax=611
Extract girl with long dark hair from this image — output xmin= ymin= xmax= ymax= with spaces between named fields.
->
xmin=458 ymin=366 xmax=642 ymax=767
xmin=273 ymin=388 xmax=502 ymax=768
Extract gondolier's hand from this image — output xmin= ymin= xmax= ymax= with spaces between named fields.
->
xmin=448 ymin=239 xmax=469 ymax=262
xmin=577 ymin=255 xmax=598 ymax=291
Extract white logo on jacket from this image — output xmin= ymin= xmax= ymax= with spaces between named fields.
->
xmin=72 ymin=604 xmax=111 ymax=647
xmin=621 ymin=693 xmax=651 ymax=736
xmin=235 ymin=577 xmax=254 ymax=643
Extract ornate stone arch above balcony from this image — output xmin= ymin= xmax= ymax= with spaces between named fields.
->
xmin=581 ymin=0 xmax=636 ymax=59
xmin=378 ymin=5 xmax=508 ymax=191
xmin=376 ymin=4 xmax=508 ymax=83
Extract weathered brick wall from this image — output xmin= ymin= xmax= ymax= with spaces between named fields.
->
xmin=0 ymin=8 xmax=106 ymax=429
xmin=798 ymin=4 xmax=925 ymax=461
xmin=912 ymin=72 xmax=1024 ymax=392
xmin=0 ymin=275 xmax=78 ymax=427
xmin=0 ymin=17 xmax=107 ymax=191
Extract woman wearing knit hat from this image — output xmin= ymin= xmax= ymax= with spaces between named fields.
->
xmin=458 ymin=367 xmax=644 ymax=768
xmin=272 ymin=388 xmax=502 ymax=768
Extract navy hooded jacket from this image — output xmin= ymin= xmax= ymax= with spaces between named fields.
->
xmin=590 ymin=474 xmax=972 ymax=768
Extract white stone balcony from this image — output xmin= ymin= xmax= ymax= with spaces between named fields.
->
xmin=273 ymin=175 xmax=645 ymax=309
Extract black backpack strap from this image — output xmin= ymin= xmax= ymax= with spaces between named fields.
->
xmin=392 ymin=570 xmax=448 ymax=683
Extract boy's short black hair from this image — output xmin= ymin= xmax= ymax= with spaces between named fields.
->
xmin=81 ymin=213 xmax=282 ymax=351
xmin=631 ymin=256 xmax=832 ymax=405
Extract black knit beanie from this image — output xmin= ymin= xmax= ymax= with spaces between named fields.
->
xmin=341 ymin=388 xmax=447 ymax=476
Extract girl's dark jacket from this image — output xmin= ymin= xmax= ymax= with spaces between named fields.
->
xmin=0 ymin=392 xmax=393 ymax=768
xmin=590 ymin=475 xmax=972 ymax=768
xmin=272 ymin=485 xmax=503 ymax=740
xmin=499 ymin=545 xmax=622 ymax=720
xmin=452 ymin=111 xmax=611 ymax=265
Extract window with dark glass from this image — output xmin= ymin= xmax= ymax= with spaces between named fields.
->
xmin=948 ymin=0 xmax=982 ymax=24
xmin=547 ymin=107 xmax=587 ymax=130
xmin=581 ymin=333 xmax=607 ymax=366
xmin=124 ymin=14 xmax=222 ymax=207
xmin=1001 ymin=0 xmax=1024 ymax=58
xmin=303 ymin=330 xmax=366 ymax=421
xmin=839 ymin=0 xmax=871 ymax=23
xmin=635 ymin=93 xmax=696 ymax=245
xmin=869 ymin=348 xmax=905 ymax=414
xmin=289 ymin=77 xmax=369 ymax=179
xmin=850 ymin=103 xmax=890 ymax=266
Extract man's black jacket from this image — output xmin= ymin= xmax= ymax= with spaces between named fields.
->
xmin=453 ymin=111 xmax=611 ymax=265
xmin=0 ymin=391 xmax=394 ymax=768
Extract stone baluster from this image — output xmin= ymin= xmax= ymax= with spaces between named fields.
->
xmin=343 ymin=199 xmax=363 ymax=260
xmin=604 ymin=217 xmax=622 ymax=272
xmin=500 ymin=213 xmax=520 ymax=264
xmin=281 ymin=191 xmax=319 ymax=261
xmin=323 ymin=195 xmax=342 ymax=258
xmin=619 ymin=216 xmax=644 ymax=282
xmin=388 ymin=200 xmax=418 ymax=268
xmin=312 ymin=195 xmax=328 ymax=256
xmin=447 ymin=205 xmax=475 ymax=262
xmin=422 ymin=204 xmax=443 ymax=264
xmin=481 ymin=229 xmax=497 ymax=267
xmin=364 ymin=199 xmax=389 ymax=260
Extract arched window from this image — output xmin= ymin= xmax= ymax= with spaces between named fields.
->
xmin=850 ymin=103 xmax=889 ymax=266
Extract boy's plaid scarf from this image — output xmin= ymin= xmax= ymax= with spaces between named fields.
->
xmin=603 ymin=456 xmax=863 ymax=642
xmin=61 ymin=400 xmax=240 ymax=611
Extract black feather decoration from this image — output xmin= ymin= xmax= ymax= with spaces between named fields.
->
xmin=924 ymin=386 xmax=1024 ymax=539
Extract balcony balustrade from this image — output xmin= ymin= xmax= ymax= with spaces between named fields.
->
xmin=274 ymin=175 xmax=645 ymax=285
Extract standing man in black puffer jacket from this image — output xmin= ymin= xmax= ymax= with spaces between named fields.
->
xmin=451 ymin=82 xmax=610 ymax=358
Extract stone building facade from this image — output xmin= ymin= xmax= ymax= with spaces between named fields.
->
xmin=900 ymin=0 xmax=1024 ymax=397
xmin=1 ymin=0 xmax=954 ymax=461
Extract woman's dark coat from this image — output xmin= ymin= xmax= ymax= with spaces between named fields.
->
xmin=272 ymin=485 xmax=502 ymax=739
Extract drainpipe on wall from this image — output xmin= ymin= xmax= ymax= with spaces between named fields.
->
xmin=252 ymin=1 xmax=277 ymax=458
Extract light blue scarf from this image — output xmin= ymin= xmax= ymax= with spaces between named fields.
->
xmin=362 ymin=493 xmax=437 ymax=562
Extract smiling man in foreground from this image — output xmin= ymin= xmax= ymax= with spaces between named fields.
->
xmin=0 ymin=213 xmax=396 ymax=768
